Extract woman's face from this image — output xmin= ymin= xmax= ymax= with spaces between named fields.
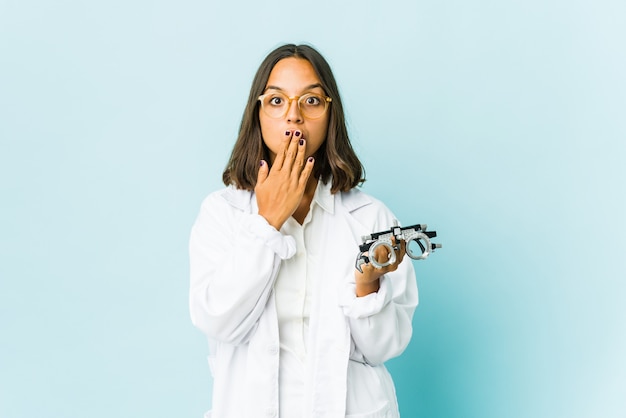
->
xmin=259 ymin=57 xmax=330 ymax=164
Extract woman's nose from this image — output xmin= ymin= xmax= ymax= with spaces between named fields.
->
xmin=286 ymin=98 xmax=303 ymax=123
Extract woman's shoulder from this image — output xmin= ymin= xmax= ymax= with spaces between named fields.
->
xmin=340 ymin=187 xmax=387 ymax=209
xmin=339 ymin=187 xmax=396 ymax=226
xmin=200 ymin=185 xmax=254 ymax=212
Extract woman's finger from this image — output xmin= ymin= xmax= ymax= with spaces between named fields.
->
xmin=298 ymin=156 xmax=315 ymax=188
xmin=272 ymin=130 xmax=293 ymax=171
xmin=291 ymin=136 xmax=307 ymax=174
xmin=257 ymin=160 xmax=269 ymax=184
xmin=280 ymin=131 xmax=301 ymax=172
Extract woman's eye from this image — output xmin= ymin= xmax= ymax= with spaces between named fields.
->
xmin=304 ymin=95 xmax=321 ymax=106
xmin=269 ymin=97 xmax=284 ymax=106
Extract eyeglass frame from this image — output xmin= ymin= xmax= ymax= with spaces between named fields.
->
xmin=257 ymin=91 xmax=333 ymax=120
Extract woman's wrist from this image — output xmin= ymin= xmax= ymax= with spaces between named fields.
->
xmin=355 ymin=277 xmax=380 ymax=297
xmin=257 ymin=210 xmax=285 ymax=231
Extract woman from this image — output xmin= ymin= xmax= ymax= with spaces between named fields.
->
xmin=189 ymin=44 xmax=418 ymax=418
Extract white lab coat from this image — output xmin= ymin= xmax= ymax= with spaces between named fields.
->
xmin=189 ymin=181 xmax=418 ymax=418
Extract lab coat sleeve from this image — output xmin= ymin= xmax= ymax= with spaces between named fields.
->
xmin=340 ymin=259 xmax=418 ymax=365
xmin=338 ymin=200 xmax=419 ymax=366
xmin=189 ymin=191 xmax=295 ymax=345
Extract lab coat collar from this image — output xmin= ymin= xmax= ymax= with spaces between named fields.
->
xmin=313 ymin=179 xmax=334 ymax=214
xmin=313 ymin=179 xmax=374 ymax=215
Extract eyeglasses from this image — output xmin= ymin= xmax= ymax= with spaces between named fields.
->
xmin=258 ymin=91 xmax=332 ymax=119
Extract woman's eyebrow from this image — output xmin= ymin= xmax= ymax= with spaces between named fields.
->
xmin=264 ymin=83 xmax=324 ymax=93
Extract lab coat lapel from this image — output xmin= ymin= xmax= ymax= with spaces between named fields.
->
xmin=305 ymin=189 xmax=372 ymax=418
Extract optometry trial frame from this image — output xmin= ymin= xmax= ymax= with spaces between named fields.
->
xmin=355 ymin=220 xmax=442 ymax=273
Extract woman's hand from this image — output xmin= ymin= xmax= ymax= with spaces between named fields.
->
xmin=255 ymin=130 xmax=315 ymax=230
xmin=354 ymin=237 xmax=407 ymax=297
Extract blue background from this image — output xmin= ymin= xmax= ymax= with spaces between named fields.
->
xmin=1 ymin=0 xmax=625 ymax=417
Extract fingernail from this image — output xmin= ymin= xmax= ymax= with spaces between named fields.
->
xmin=308 ymin=157 xmax=314 ymax=163
xmin=295 ymin=131 xmax=301 ymax=137
xmin=285 ymin=130 xmax=290 ymax=136
xmin=299 ymin=139 xmax=304 ymax=146
xmin=260 ymin=160 xmax=264 ymax=166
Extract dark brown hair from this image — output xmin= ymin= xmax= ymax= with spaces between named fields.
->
xmin=222 ymin=44 xmax=365 ymax=193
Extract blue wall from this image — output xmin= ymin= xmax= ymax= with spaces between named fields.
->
xmin=1 ymin=1 xmax=624 ymax=417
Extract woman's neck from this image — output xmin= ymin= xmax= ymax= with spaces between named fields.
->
xmin=292 ymin=176 xmax=319 ymax=225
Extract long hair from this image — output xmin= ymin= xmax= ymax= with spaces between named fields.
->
xmin=222 ymin=44 xmax=365 ymax=193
